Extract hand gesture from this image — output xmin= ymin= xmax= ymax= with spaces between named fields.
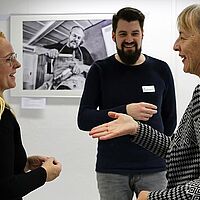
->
xmin=46 ymin=49 xmax=59 ymax=58
xmin=126 ymin=102 xmax=157 ymax=121
xmin=41 ymin=157 xmax=62 ymax=182
xmin=89 ymin=111 xmax=139 ymax=140
xmin=72 ymin=63 xmax=90 ymax=75
xmin=137 ymin=191 xmax=150 ymax=200
xmin=25 ymin=155 xmax=49 ymax=171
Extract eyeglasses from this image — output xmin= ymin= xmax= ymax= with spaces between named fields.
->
xmin=0 ymin=53 xmax=17 ymax=66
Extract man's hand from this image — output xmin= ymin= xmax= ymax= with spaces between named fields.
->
xmin=126 ymin=102 xmax=157 ymax=121
xmin=72 ymin=63 xmax=90 ymax=74
xmin=46 ymin=49 xmax=59 ymax=58
xmin=35 ymin=46 xmax=59 ymax=58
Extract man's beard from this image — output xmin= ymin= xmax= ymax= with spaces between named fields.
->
xmin=116 ymin=42 xmax=141 ymax=65
xmin=69 ymin=40 xmax=79 ymax=49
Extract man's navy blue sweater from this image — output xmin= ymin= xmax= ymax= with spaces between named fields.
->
xmin=78 ymin=54 xmax=177 ymax=174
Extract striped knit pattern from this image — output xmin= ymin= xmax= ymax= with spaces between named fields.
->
xmin=132 ymin=84 xmax=200 ymax=199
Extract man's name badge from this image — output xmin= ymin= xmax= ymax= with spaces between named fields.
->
xmin=142 ymin=85 xmax=155 ymax=93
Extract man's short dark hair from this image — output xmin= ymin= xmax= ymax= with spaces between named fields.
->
xmin=112 ymin=7 xmax=145 ymax=33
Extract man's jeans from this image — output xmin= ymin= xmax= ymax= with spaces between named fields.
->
xmin=97 ymin=171 xmax=167 ymax=200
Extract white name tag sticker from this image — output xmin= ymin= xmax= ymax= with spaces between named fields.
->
xmin=142 ymin=85 xmax=155 ymax=93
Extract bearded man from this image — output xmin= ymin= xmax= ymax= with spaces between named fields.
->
xmin=77 ymin=7 xmax=177 ymax=200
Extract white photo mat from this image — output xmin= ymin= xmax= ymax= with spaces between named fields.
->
xmin=10 ymin=14 xmax=115 ymax=97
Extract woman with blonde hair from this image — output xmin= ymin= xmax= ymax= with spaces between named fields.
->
xmin=0 ymin=32 xmax=62 ymax=200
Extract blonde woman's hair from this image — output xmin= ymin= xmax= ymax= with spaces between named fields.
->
xmin=177 ymin=4 xmax=200 ymax=33
xmin=0 ymin=32 xmax=14 ymax=119
xmin=0 ymin=31 xmax=6 ymax=38
xmin=0 ymin=97 xmax=6 ymax=119
xmin=0 ymin=96 xmax=12 ymax=119
xmin=0 ymin=32 xmax=6 ymax=119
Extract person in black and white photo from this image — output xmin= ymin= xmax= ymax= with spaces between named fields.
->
xmin=35 ymin=25 xmax=94 ymax=90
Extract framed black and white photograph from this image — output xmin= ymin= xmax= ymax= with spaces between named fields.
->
xmin=10 ymin=14 xmax=115 ymax=97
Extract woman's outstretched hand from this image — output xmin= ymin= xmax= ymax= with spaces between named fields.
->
xmin=89 ymin=111 xmax=139 ymax=140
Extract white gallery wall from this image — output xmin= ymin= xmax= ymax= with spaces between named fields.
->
xmin=0 ymin=0 xmax=199 ymax=199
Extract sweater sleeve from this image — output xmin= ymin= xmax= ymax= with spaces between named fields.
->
xmin=78 ymin=63 xmax=127 ymax=131
xmin=131 ymin=122 xmax=171 ymax=158
xmin=148 ymin=184 xmax=190 ymax=200
xmin=1 ymin=167 xmax=47 ymax=199
xmin=148 ymin=179 xmax=200 ymax=200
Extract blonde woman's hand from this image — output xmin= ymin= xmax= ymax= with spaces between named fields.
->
xmin=25 ymin=155 xmax=49 ymax=172
xmin=41 ymin=157 xmax=62 ymax=182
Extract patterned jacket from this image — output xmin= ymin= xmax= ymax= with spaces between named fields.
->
xmin=133 ymin=84 xmax=200 ymax=199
